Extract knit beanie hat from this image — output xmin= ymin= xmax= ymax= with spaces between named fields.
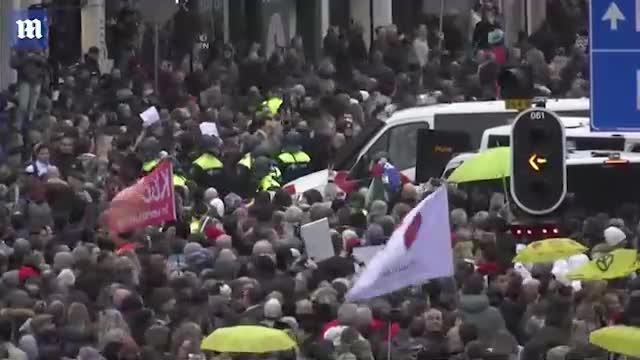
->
xmin=264 ymin=298 xmax=282 ymax=320
xmin=57 ymin=269 xmax=75 ymax=287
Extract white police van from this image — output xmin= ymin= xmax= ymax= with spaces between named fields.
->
xmin=286 ymin=98 xmax=590 ymax=194
xmin=446 ymin=150 xmax=640 ymax=214
xmin=478 ymin=117 xmax=640 ymax=152
xmin=443 ymin=116 xmax=640 ymax=178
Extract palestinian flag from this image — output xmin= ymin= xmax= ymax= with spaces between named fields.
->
xmin=366 ymin=162 xmax=401 ymax=206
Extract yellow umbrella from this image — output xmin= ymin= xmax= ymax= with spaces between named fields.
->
xmin=447 ymin=147 xmax=510 ymax=183
xmin=590 ymin=326 xmax=640 ymax=357
xmin=513 ymin=238 xmax=587 ymax=263
xmin=201 ymin=325 xmax=296 ymax=353
xmin=568 ymin=249 xmax=640 ymax=280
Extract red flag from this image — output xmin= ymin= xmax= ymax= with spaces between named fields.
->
xmin=105 ymin=159 xmax=176 ymax=233
xmin=333 ymin=171 xmax=359 ymax=194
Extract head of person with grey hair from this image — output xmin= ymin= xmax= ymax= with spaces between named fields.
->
xmin=309 ymin=203 xmax=333 ymax=223
xmin=215 ymin=234 xmax=232 ymax=250
xmin=450 ymin=208 xmax=468 ymax=229
xmin=471 ymin=211 xmax=490 ymax=228
xmin=337 ymin=303 xmax=359 ymax=327
xmin=252 ymin=240 xmax=275 ymax=257
xmin=364 ymin=223 xmax=385 ymax=246
xmin=284 ymin=205 xmax=303 ymax=224
xmin=368 ymin=200 xmax=388 ymax=221
xmin=263 ymin=298 xmax=283 ymax=324
xmin=391 ymin=202 xmax=411 ymax=223
xmin=376 ymin=215 xmax=396 ymax=237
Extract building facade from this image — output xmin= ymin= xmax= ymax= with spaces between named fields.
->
xmin=1 ymin=0 xmax=549 ymax=90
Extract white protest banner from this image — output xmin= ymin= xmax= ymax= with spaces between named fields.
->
xmin=140 ymin=106 xmax=160 ymax=127
xmin=199 ymin=122 xmax=219 ymax=137
xmin=301 ymin=217 xmax=334 ymax=262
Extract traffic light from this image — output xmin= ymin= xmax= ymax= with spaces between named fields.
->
xmin=510 ymin=108 xmax=566 ymax=215
xmin=498 ymin=65 xmax=534 ymax=100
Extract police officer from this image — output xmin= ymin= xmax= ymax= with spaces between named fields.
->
xmin=260 ymin=90 xmax=284 ymax=116
xmin=253 ymin=156 xmax=281 ymax=193
xmin=188 ymin=200 xmax=209 ymax=235
xmin=234 ymin=135 xmax=262 ymax=197
xmin=277 ymin=131 xmax=311 ymax=184
xmin=140 ymin=137 xmax=162 ymax=174
xmin=237 ymin=135 xmax=261 ymax=174
xmin=140 ymin=138 xmax=189 ymax=189
xmin=190 ymin=135 xmax=226 ymax=192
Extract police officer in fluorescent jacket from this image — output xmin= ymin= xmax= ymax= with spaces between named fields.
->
xmin=277 ymin=131 xmax=311 ymax=184
xmin=190 ymin=135 xmax=226 ymax=193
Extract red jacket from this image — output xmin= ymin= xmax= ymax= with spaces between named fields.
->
xmin=321 ymin=319 xmax=400 ymax=340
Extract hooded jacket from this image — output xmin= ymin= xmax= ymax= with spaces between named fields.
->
xmin=458 ymin=294 xmax=506 ymax=343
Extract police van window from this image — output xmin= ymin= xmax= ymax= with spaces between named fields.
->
xmin=335 ymin=118 xmax=385 ymax=170
xmin=367 ymin=132 xmax=390 ymax=158
xmin=631 ymin=144 xmax=640 ymax=153
xmin=348 ymin=131 xmax=390 ymax=179
xmin=574 ymin=137 xmax=624 ymax=151
xmin=487 ymin=135 xmax=625 ymax=151
xmin=443 ymin=167 xmax=456 ymax=179
xmin=388 ymin=122 xmax=430 ymax=170
xmin=487 ymin=135 xmax=510 ymax=148
xmin=433 ymin=110 xmax=588 ymax=149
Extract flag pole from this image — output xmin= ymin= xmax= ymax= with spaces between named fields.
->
xmin=154 ymin=22 xmax=160 ymax=93
xmin=387 ymin=320 xmax=392 ymax=360
xmin=438 ymin=0 xmax=445 ymax=50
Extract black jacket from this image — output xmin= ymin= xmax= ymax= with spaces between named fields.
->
xmin=238 ymin=304 xmax=264 ymax=325
xmin=10 ymin=50 xmax=48 ymax=84
xmin=520 ymin=325 xmax=570 ymax=360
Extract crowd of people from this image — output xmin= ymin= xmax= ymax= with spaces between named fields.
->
xmin=0 ymin=1 xmax=637 ymax=360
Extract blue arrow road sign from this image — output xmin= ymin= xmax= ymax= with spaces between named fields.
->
xmin=590 ymin=0 xmax=640 ymax=131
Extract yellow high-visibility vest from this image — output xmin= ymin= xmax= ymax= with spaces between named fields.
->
xmin=259 ymin=174 xmax=280 ymax=192
xmin=143 ymin=159 xmax=160 ymax=172
xmin=277 ymin=151 xmax=311 ymax=165
xmin=173 ymin=174 xmax=187 ymax=187
xmin=261 ymin=97 xmax=283 ymax=115
xmin=190 ymin=217 xmax=201 ymax=234
xmin=238 ymin=153 xmax=252 ymax=169
xmin=193 ymin=153 xmax=223 ymax=170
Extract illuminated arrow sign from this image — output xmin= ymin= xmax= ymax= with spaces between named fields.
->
xmin=528 ymin=154 xmax=547 ymax=172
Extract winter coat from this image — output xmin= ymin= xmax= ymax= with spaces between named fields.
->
xmin=380 ymin=330 xmax=429 ymax=360
xmin=17 ymin=199 xmax=53 ymax=234
xmin=458 ymin=294 xmax=506 ymax=343
xmin=500 ymin=298 xmax=527 ymax=343
xmin=622 ymin=292 xmax=640 ymax=326
xmin=520 ymin=325 xmax=570 ymax=360
xmin=10 ymin=50 xmax=48 ymax=84
xmin=335 ymin=335 xmax=373 ymax=360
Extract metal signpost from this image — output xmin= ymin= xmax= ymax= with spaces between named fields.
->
xmin=138 ymin=0 xmax=178 ymax=91
xmin=590 ymin=0 xmax=640 ymax=131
